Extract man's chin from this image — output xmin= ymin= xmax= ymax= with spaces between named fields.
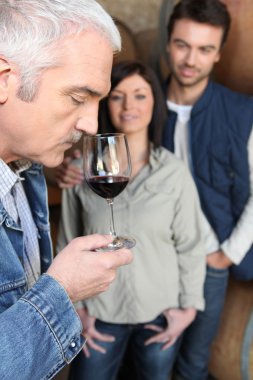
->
xmin=41 ymin=153 xmax=65 ymax=168
xmin=175 ymin=73 xmax=208 ymax=88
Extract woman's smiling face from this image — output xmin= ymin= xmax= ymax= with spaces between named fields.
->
xmin=107 ymin=74 xmax=154 ymax=136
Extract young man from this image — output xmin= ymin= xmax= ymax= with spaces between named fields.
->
xmin=0 ymin=1 xmax=133 ymax=379
xmin=163 ymin=1 xmax=253 ymax=379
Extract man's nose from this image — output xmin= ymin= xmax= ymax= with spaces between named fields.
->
xmin=185 ymin=49 xmax=197 ymax=66
xmin=76 ymin=104 xmax=99 ymax=135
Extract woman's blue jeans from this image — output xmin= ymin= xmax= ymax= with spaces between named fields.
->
xmin=69 ymin=314 xmax=180 ymax=380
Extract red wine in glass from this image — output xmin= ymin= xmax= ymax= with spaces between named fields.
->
xmin=83 ymin=133 xmax=136 ymax=251
xmin=87 ymin=175 xmax=129 ymax=199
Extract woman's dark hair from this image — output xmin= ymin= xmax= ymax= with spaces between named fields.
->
xmin=98 ymin=60 xmax=168 ymax=147
xmin=167 ymin=0 xmax=231 ymax=47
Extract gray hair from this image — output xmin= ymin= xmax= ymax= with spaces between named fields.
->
xmin=0 ymin=0 xmax=121 ymax=101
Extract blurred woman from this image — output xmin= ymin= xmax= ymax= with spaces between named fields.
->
xmin=57 ymin=60 xmax=205 ymax=380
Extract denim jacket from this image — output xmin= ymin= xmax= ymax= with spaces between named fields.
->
xmin=0 ymin=163 xmax=84 ymax=380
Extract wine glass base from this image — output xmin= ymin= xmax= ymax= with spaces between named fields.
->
xmin=96 ymin=236 xmax=136 ymax=252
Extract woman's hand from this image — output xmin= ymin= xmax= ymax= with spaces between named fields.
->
xmin=55 ymin=149 xmax=84 ymax=189
xmin=144 ymin=308 xmax=197 ymax=350
xmin=76 ymin=306 xmax=115 ymax=357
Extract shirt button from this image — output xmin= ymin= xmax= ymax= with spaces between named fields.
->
xmin=70 ymin=341 xmax=76 ymax=348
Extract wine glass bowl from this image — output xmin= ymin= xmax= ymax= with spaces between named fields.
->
xmin=83 ymin=133 xmax=136 ymax=251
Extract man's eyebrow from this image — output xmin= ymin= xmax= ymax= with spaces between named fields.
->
xmin=199 ymin=44 xmax=216 ymax=50
xmin=64 ymin=85 xmax=103 ymax=98
xmin=173 ymin=38 xmax=190 ymax=46
xmin=173 ymin=38 xmax=216 ymax=50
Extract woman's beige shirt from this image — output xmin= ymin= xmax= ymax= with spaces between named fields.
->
xmin=57 ymin=147 xmax=206 ymax=324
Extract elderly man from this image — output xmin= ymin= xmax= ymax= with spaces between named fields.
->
xmin=0 ymin=1 xmax=133 ymax=379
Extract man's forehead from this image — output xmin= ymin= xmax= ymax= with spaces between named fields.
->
xmin=172 ymin=19 xmax=223 ymax=34
xmin=60 ymin=29 xmax=113 ymax=58
xmin=171 ymin=19 xmax=223 ymax=45
xmin=55 ymin=31 xmax=113 ymax=97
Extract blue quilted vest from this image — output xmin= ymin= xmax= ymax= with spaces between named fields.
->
xmin=163 ymin=81 xmax=253 ymax=280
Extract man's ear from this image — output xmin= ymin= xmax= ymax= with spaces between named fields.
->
xmin=0 ymin=57 xmax=11 ymax=104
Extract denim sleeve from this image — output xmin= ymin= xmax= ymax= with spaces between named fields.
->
xmin=0 ymin=274 xmax=84 ymax=380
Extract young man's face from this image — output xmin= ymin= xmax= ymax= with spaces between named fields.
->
xmin=0 ymin=29 xmax=113 ymax=167
xmin=167 ymin=18 xmax=223 ymax=89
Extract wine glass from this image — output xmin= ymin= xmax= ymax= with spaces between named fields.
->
xmin=83 ymin=133 xmax=136 ymax=251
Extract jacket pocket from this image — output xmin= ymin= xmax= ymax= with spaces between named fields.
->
xmin=209 ymin=149 xmax=233 ymax=195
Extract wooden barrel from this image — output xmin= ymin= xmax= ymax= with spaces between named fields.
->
xmin=113 ymin=19 xmax=139 ymax=64
xmin=214 ymin=0 xmax=253 ymax=95
xmin=150 ymin=0 xmax=178 ymax=81
xmin=208 ymin=278 xmax=253 ymax=380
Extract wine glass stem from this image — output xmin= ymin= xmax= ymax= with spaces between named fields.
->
xmin=106 ymin=198 xmax=116 ymax=238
